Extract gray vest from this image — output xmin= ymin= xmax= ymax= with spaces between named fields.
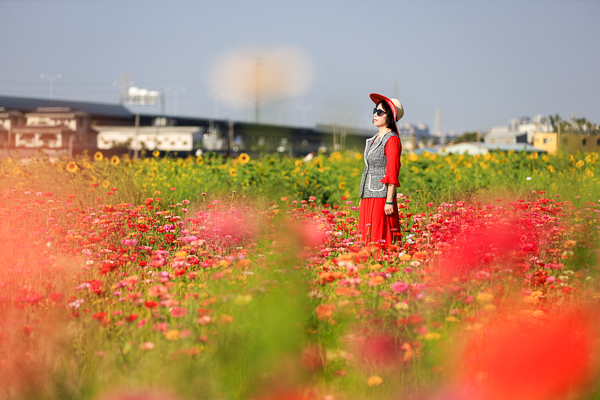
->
xmin=359 ymin=131 xmax=400 ymax=198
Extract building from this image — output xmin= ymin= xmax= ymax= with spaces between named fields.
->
xmin=10 ymin=107 xmax=98 ymax=157
xmin=438 ymin=142 xmax=546 ymax=156
xmin=485 ymin=115 xmax=551 ymax=145
xmin=438 ymin=142 xmax=490 ymax=155
xmin=0 ymin=108 xmax=24 ymax=151
xmin=532 ymin=132 xmax=557 ymax=154
xmin=484 ymin=126 xmax=528 ymax=145
xmin=95 ymin=126 xmax=203 ymax=152
xmin=397 ymin=122 xmax=433 ymax=150
xmin=559 ymin=133 xmax=600 ymax=154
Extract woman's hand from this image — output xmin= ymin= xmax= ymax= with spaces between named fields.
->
xmin=384 ymin=203 xmax=394 ymax=215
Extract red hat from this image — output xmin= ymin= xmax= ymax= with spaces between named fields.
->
xmin=370 ymin=93 xmax=404 ymax=133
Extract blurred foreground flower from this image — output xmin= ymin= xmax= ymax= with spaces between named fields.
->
xmin=453 ymin=309 xmax=597 ymax=400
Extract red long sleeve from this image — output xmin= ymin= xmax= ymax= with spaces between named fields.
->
xmin=380 ymin=136 xmax=401 ymax=186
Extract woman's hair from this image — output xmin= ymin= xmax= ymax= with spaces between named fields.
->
xmin=377 ymin=100 xmax=397 ymax=133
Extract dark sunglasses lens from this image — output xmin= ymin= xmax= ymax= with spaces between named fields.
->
xmin=373 ymin=108 xmax=385 ymax=116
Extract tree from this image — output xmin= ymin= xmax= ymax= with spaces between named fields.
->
xmin=548 ymin=114 xmax=599 ymax=135
xmin=455 ymin=131 xmax=482 ymax=144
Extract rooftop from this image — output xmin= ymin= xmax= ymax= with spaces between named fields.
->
xmin=0 ymin=96 xmax=132 ymax=119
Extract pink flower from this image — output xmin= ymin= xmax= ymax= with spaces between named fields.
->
xmin=427 ymin=202 xmax=434 ymax=207
xmin=392 ymin=281 xmax=409 ymax=293
xmin=171 ymin=307 xmax=188 ymax=318
xmin=153 ymin=322 xmax=168 ymax=333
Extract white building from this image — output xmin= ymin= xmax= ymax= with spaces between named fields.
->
xmin=438 ymin=142 xmax=490 ymax=155
xmin=95 ymin=126 xmax=203 ymax=152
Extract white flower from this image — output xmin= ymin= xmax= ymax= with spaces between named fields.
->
xmin=526 ymin=177 xmax=532 ymax=180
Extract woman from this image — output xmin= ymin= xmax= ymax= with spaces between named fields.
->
xmin=358 ymin=93 xmax=403 ymax=245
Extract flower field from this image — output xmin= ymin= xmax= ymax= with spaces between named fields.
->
xmin=1 ymin=150 xmax=600 ymax=400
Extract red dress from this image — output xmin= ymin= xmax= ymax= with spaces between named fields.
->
xmin=358 ymin=136 xmax=401 ymax=245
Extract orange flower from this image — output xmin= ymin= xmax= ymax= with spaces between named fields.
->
xmin=315 ymin=304 xmax=335 ymax=320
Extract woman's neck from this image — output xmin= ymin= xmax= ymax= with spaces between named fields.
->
xmin=378 ymin=127 xmax=392 ymax=135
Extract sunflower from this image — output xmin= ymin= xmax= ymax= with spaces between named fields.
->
xmin=12 ymin=167 xmax=20 ymax=174
xmin=237 ymin=153 xmax=250 ymax=164
xmin=196 ymin=156 xmax=204 ymax=165
xmin=338 ymin=182 xmax=346 ymax=190
xmin=83 ymin=162 xmax=91 ymax=169
xmin=111 ymin=155 xmax=120 ymax=166
xmin=153 ymin=150 xmax=160 ymax=158
xmin=66 ymin=161 xmax=79 ymax=173
xmin=102 ymin=180 xmax=110 ymax=188
xmin=229 ymin=168 xmax=237 ymax=177
xmin=94 ymin=152 xmax=103 ymax=161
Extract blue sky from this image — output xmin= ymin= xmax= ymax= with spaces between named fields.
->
xmin=1 ymin=0 xmax=599 ymax=133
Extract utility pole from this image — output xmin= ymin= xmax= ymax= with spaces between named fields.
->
xmin=435 ymin=107 xmax=443 ymax=145
xmin=477 ymin=126 xmax=481 ymax=143
xmin=119 ymin=73 xmax=130 ymax=105
xmin=134 ymin=113 xmax=140 ymax=159
xmin=255 ymin=58 xmax=261 ymax=124
xmin=40 ymin=73 xmax=62 ymax=99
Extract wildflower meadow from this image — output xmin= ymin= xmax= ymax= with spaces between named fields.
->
xmin=1 ymin=149 xmax=600 ymax=400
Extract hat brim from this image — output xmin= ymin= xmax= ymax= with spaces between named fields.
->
xmin=370 ymin=93 xmax=399 ymax=133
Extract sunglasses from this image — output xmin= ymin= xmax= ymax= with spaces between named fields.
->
xmin=373 ymin=108 xmax=387 ymax=116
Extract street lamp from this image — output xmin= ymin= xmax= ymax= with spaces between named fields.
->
xmin=40 ymin=73 xmax=62 ymax=99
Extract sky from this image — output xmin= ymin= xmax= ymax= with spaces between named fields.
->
xmin=1 ymin=0 xmax=599 ymax=134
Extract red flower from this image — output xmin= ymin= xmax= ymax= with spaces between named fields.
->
xmin=136 ymin=224 xmax=149 ymax=233
xmin=92 ymin=312 xmax=107 ymax=321
xmin=126 ymin=314 xmax=139 ymax=322
xmin=144 ymin=301 xmax=158 ymax=309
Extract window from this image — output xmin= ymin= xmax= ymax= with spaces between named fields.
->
xmin=543 ymin=138 xmax=548 ymax=144
xmin=597 ymin=138 xmax=600 ymax=146
xmin=39 ymin=133 xmax=59 ymax=148
xmin=582 ymin=138 xmax=587 ymax=146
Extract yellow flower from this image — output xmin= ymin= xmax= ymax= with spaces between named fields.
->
xmin=12 ymin=167 xmax=20 ymax=174
xmin=423 ymin=332 xmax=441 ymax=341
xmin=153 ymin=150 xmax=160 ymax=158
xmin=102 ymin=180 xmax=110 ymax=188
xmin=576 ymin=160 xmax=585 ymax=168
xmin=196 ymin=156 xmax=203 ymax=165
xmin=476 ymin=293 xmax=493 ymax=303
xmin=165 ymin=329 xmax=180 ymax=341
xmin=367 ymin=376 xmax=383 ymax=386
xmin=229 ymin=168 xmax=237 ymax=177
xmin=408 ymin=153 xmax=418 ymax=162
xmin=445 ymin=316 xmax=460 ymax=322
xmin=83 ymin=162 xmax=91 ymax=169
xmin=354 ymin=152 xmax=362 ymax=161
xmin=237 ymin=153 xmax=250 ymax=164
xmin=111 ymin=155 xmax=120 ymax=166
xmin=66 ymin=161 xmax=79 ymax=173
xmin=94 ymin=152 xmax=103 ymax=161
xmin=547 ymin=165 xmax=555 ymax=173
xmin=338 ymin=182 xmax=347 ymax=190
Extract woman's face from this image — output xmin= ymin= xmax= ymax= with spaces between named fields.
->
xmin=373 ymin=103 xmax=388 ymax=128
